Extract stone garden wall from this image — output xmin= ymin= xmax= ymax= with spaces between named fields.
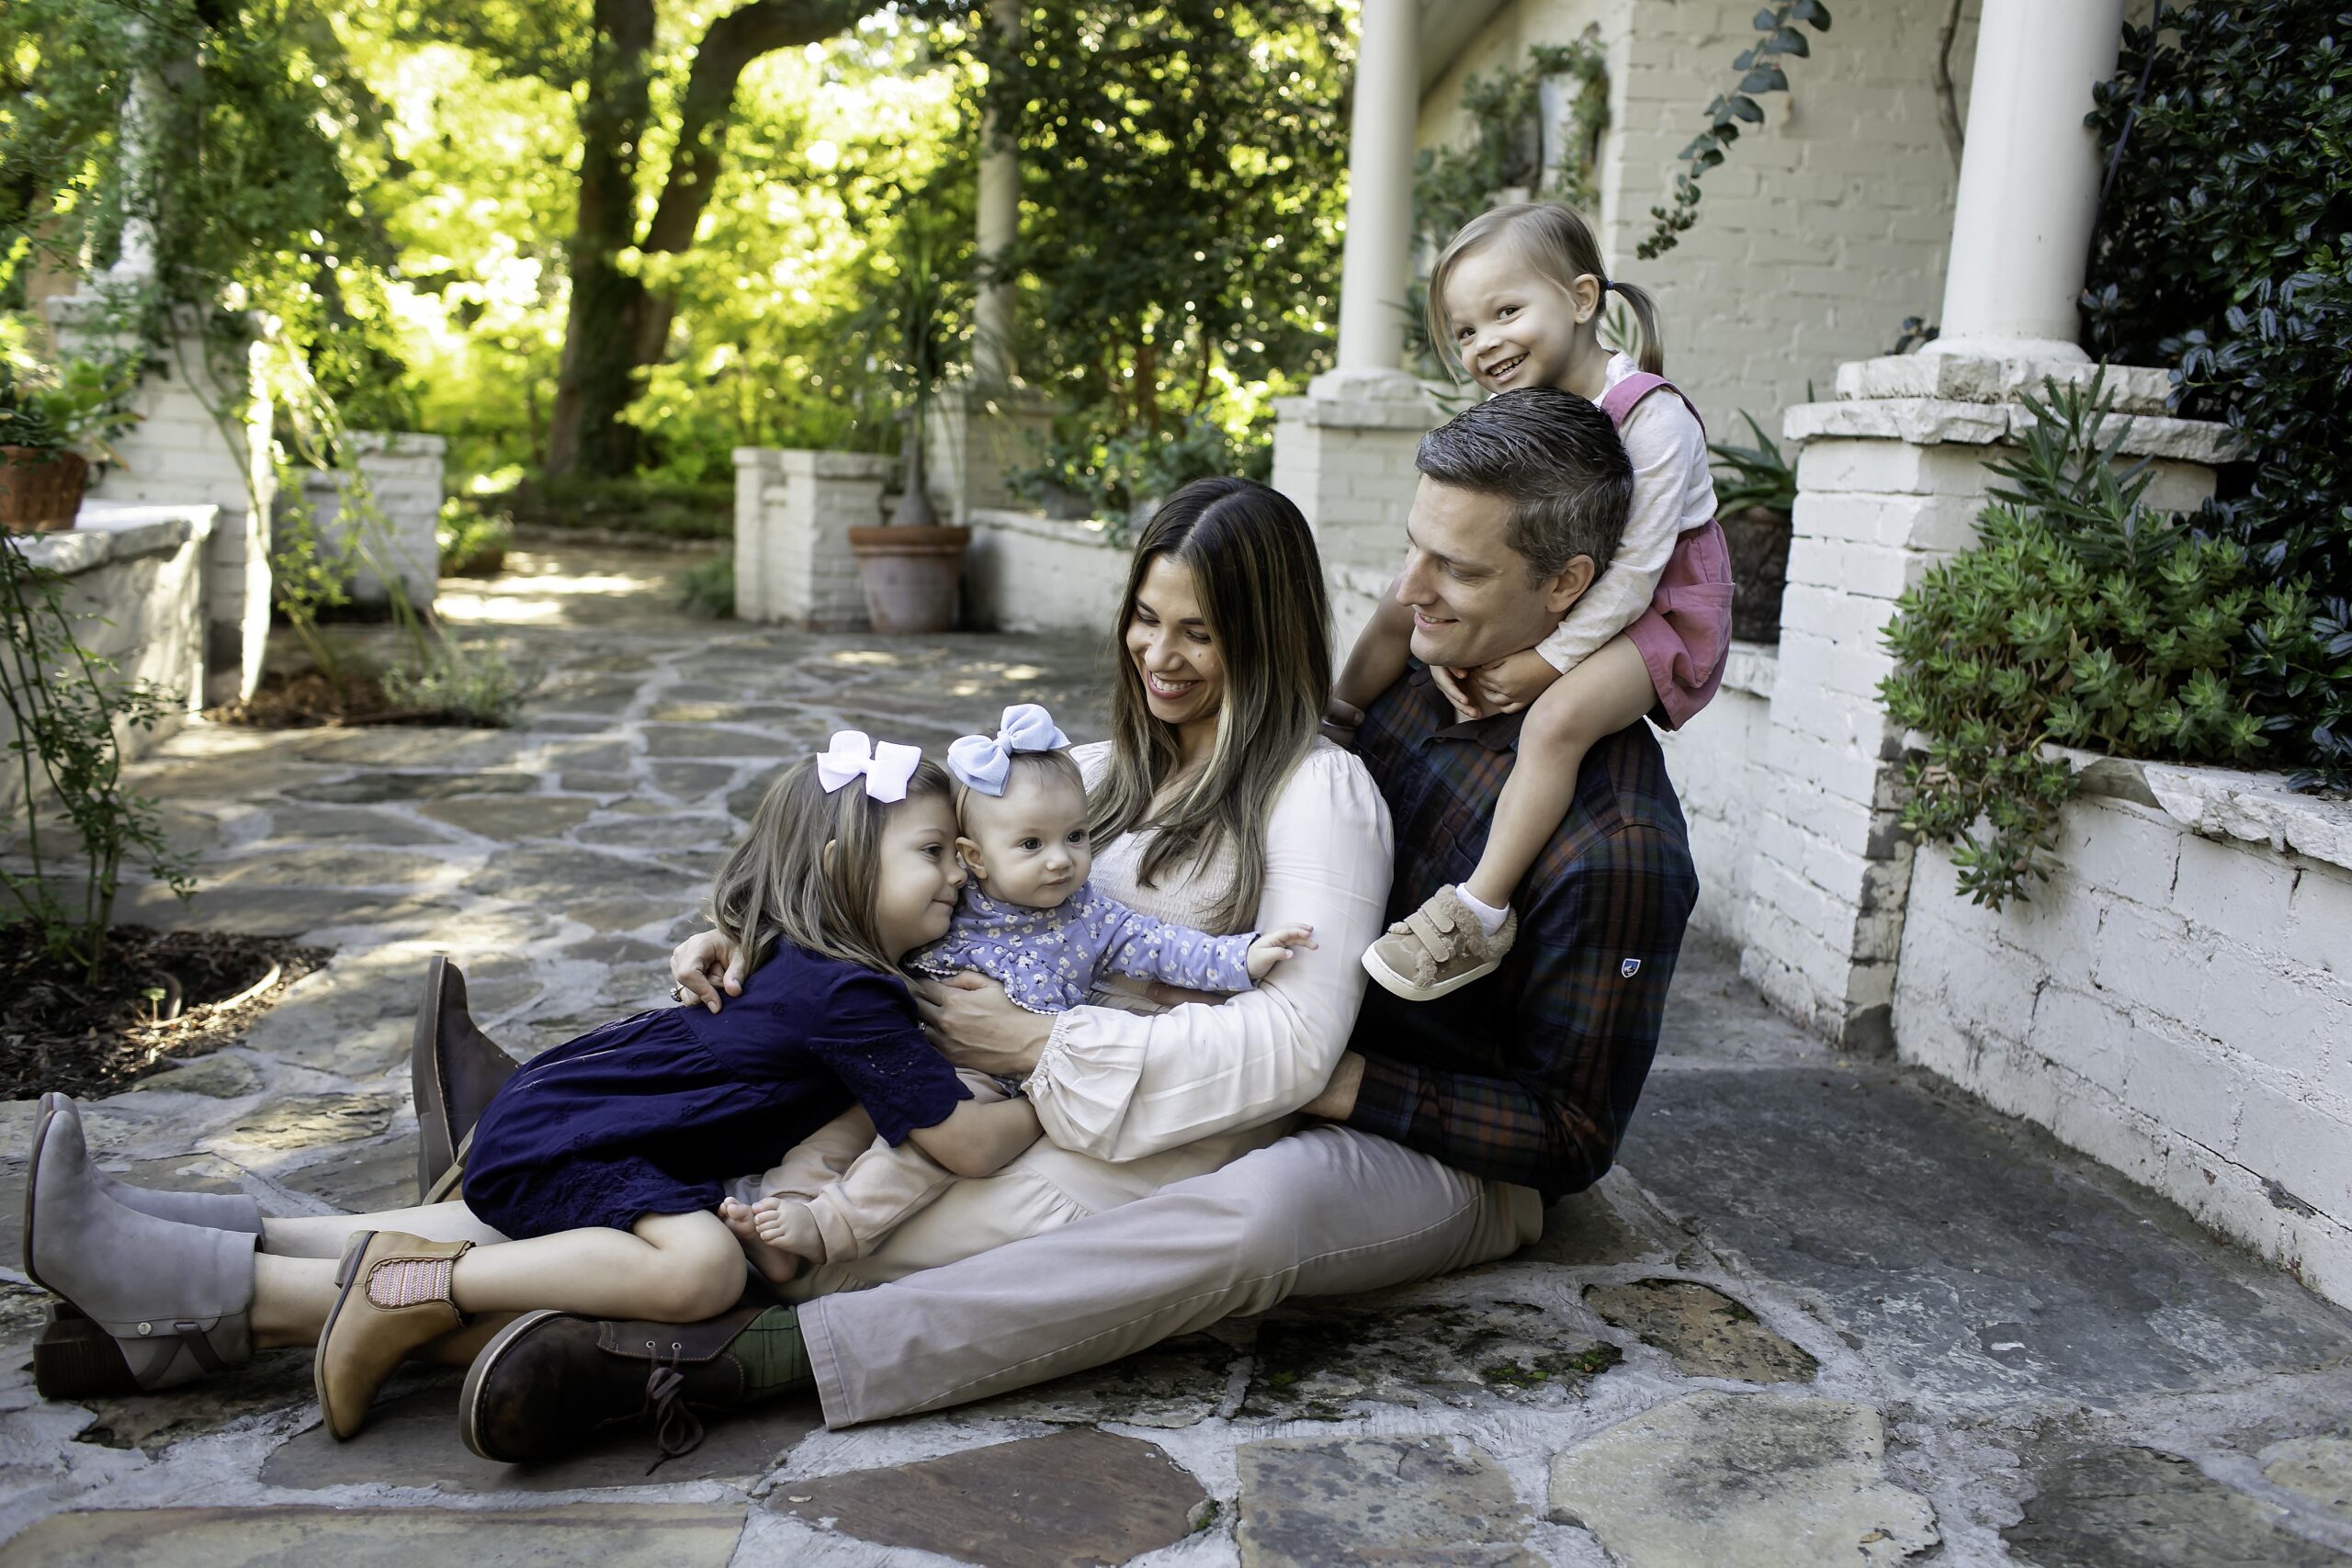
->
xmin=960 ymin=510 xmax=1129 ymax=637
xmin=1653 ymin=642 xmax=1776 ymax=951
xmin=733 ymin=448 xmax=889 ymax=630
xmin=1 ymin=502 xmax=215 ymax=813
xmin=1891 ymin=764 xmax=2352 ymax=1307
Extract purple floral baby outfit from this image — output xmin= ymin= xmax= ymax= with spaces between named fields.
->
xmin=911 ymin=884 xmax=1259 ymax=1014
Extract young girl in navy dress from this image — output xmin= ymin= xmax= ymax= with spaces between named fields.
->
xmin=18 ymin=731 xmax=1042 ymax=1442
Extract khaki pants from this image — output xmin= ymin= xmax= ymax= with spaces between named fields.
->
xmin=797 ymin=1123 xmax=1543 ymax=1427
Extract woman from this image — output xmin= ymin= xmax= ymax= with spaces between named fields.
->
xmin=21 ymin=477 xmax=1395 ymax=1441
xmin=675 ymin=474 xmax=1394 ymax=1297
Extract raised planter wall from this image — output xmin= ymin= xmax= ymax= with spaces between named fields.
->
xmin=1653 ymin=641 xmax=1778 ymax=951
xmin=2 ymin=502 xmax=215 ymax=814
xmin=1891 ymin=763 xmax=2352 ymax=1305
xmin=733 ymin=448 xmax=890 ymax=629
xmin=961 ymin=509 xmax=1129 ymax=637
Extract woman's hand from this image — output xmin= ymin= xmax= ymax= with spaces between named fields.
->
xmin=671 ymin=929 xmax=746 ymax=1012
xmin=911 ymin=972 xmax=1055 ymax=1077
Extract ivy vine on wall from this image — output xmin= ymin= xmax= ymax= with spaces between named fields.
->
xmin=1637 ymin=0 xmax=1831 ymax=261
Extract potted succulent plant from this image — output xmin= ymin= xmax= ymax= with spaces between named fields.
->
xmin=846 ymin=203 xmax=971 ymax=635
xmin=1708 ymin=411 xmax=1797 ymax=645
xmin=0 ymin=354 xmax=140 ymax=534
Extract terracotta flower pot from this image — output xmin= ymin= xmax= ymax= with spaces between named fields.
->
xmin=847 ymin=525 xmax=970 ymax=635
xmin=0 ymin=447 xmax=89 ymax=533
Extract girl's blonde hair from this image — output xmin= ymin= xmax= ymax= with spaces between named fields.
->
xmin=1425 ymin=202 xmax=1664 ymax=378
xmin=1090 ymin=477 xmax=1330 ymax=933
xmin=710 ymin=753 xmax=954 ymax=976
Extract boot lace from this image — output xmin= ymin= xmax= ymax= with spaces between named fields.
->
xmin=641 ymin=1339 xmax=707 ymax=1474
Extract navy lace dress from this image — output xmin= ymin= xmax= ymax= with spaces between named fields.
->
xmin=462 ymin=942 xmax=972 ymax=1239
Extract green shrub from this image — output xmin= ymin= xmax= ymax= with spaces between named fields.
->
xmin=680 ymin=556 xmax=735 ymax=619
xmin=1880 ymin=376 xmax=2317 ymax=908
xmin=481 ymin=476 xmax=732 ymax=540
xmin=380 ymin=636 xmax=532 ymax=728
xmin=436 ymin=502 xmax=511 ymax=579
xmin=2083 ymin=1 xmax=2352 ymax=787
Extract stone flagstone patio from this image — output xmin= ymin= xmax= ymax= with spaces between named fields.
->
xmin=2 ymin=546 xmax=2349 ymax=1566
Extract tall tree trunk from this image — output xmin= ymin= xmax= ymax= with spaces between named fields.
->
xmin=545 ymin=0 xmax=870 ymax=481
xmin=545 ymin=0 xmax=657 ymax=481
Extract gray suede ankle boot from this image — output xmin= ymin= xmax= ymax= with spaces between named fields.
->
xmin=21 ymin=1095 xmax=265 ymax=1237
xmin=24 ymin=1095 xmax=257 ymax=1391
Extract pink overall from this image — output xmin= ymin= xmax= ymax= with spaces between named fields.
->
xmin=1600 ymin=371 xmax=1736 ymax=731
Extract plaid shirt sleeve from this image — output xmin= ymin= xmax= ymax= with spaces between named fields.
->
xmin=1343 ymin=818 xmax=1697 ymax=1196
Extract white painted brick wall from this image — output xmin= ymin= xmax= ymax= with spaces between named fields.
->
xmin=962 ymin=509 xmax=1132 ymax=637
xmin=1655 ymin=642 xmax=1776 ymax=947
xmin=1892 ymin=787 xmax=2352 ymax=1309
xmin=292 ymin=433 xmax=444 ymax=607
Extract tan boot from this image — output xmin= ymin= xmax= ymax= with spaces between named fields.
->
xmin=1361 ymin=885 xmax=1518 ymax=1001
xmin=315 ymin=1231 xmax=474 ymax=1440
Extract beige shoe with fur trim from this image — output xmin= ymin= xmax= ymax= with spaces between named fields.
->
xmin=1361 ymin=885 xmax=1517 ymax=1001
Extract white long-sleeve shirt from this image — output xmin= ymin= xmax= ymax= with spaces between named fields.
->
xmin=782 ymin=737 xmax=1395 ymax=1301
xmin=1535 ymin=353 xmax=1718 ymax=673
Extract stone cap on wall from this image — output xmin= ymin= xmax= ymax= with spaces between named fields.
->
xmin=344 ymin=430 xmax=447 ymax=457
xmin=965 ymin=508 xmax=1125 ymax=552
xmin=734 ymin=447 xmax=894 ymax=479
xmin=1783 ymin=398 xmax=2239 ymax=465
xmin=1276 ymin=367 xmax=1450 ymax=433
xmin=1836 ymin=354 xmax=2175 ymax=413
xmin=2055 ymin=748 xmax=2352 ymax=875
xmin=13 ymin=501 xmax=219 ymax=575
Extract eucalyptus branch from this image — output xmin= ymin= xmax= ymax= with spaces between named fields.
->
xmin=1637 ymin=0 xmax=1832 ymax=262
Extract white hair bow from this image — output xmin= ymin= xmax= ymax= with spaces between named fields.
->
xmin=945 ymin=703 xmax=1071 ymax=796
xmin=816 ymin=730 xmax=923 ymax=803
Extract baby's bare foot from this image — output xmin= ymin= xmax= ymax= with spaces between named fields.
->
xmin=718 ymin=1197 xmax=800 ymax=1289
xmin=753 ymin=1197 xmax=826 ymax=1264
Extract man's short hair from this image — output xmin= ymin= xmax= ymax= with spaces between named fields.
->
xmin=1414 ymin=388 xmax=1634 ymax=585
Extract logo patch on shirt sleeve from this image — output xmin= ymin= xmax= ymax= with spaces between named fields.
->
xmin=1620 ymin=958 xmax=1643 ymax=978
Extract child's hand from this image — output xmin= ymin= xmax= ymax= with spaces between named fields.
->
xmin=1247 ymin=923 xmax=1317 ymax=981
xmin=1464 ymin=649 xmax=1563 ymax=715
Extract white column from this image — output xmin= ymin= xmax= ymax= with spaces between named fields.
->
xmin=1928 ymin=0 xmax=2124 ymax=362
xmin=972 ymin=4 xmax=1021 ymax=389
xmin=1331 ymin=0 xmax=1418 ymax=378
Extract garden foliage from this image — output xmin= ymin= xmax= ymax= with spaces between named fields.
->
xmin=2083 ymin=0 xmax=2352 ymax=788
xmin=0 ymin=539 xmax=193 ymax=980
xmin=1880 ymin=377 xmax=2319 ymax=909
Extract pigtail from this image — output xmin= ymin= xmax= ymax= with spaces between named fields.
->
xmin=1609 ymin=279 xmax=1667 ymax=376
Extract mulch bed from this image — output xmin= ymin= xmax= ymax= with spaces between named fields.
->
xmin=1 ymin=925 xmax=333 ymax=1101
xmin=204 ymin=669 xmax=450 ymax=730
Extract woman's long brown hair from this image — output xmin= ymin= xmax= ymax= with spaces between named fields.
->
xmin=1088 ymin=478 xmax=1331 ymax=932
xmin=710 ymin=754 xmax=955 ymax=976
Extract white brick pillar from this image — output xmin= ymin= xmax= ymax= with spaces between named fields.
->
xmin=1741 ymin=358 xmax=2236 ymax=1049
xmin=922 ymin=378 xmax=1056 ymax=524
xmin=296 ymin=432 xmax=445 ymax=606
xmin=46 ymin=295 xmax=276 ymax=705
xmin=732 ymin=447 xmax=888 ymax=629
xmin=1271 ymin=383 xmax=1438 ymax=649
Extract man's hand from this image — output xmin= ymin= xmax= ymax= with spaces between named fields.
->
xmin=1462 ymin=649 xmax=1563 ymax=715
xmin=912 ymin=972 xmax=1055 ymax=1077
xmin=672 ymin=929 xmax=745 ymax=1012
xmin=1298 ymin=1050 xmax=1366 ymax=1121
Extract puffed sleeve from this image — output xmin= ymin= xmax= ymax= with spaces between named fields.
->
xmin=1023 ymin=741 xmax=1395 ymax=1161
xmin=794 ymin=970 xmax=972 ymax=1145
xmin=1535 ymin=388 xmax=1707 ymax=671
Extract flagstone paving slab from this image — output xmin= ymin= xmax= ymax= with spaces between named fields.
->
xmin=1237 ymin=1436 xmax=1538 ymax=1567
xmin=1582 ymin=1279 xmax=1818 ymax=1383
xmin=2002 ymin=1444 xmax=2350 ymax=1568
xmin=772 ymin=1427 xmax=1205 ymax=1566
xmin=1546 ymin=1392 xmax=1939 ymax=1566
xmin=2266 ymin=1436 xmax=2352 ymax=1521
xmin=1238 ymin=1298 xmax=1620 ymax=1419
xmin=0 ymin=1502 xmax=749 ymax=1568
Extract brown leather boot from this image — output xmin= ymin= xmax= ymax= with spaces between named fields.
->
xmin=459 ymin=1304 xmax=790 ymax=1466
xmin=411 ymin=957 xmax=521 ymax=1202
xmin=315 ymin=1231 xmax=474 ymax=1440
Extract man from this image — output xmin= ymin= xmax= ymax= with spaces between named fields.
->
xmin=458 ymin=387 xmax=1699 ymax=1455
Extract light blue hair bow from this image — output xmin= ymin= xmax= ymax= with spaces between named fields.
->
xmin=945 ymin=704 xmax=1071 ymax=796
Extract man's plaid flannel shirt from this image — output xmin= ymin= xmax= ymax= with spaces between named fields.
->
xmin=1342 ymin=665 xmax=1699 ymax=1201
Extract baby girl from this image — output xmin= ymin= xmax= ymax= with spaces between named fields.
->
xmin=728 ymin=703 xmax=1311 ymax=1281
